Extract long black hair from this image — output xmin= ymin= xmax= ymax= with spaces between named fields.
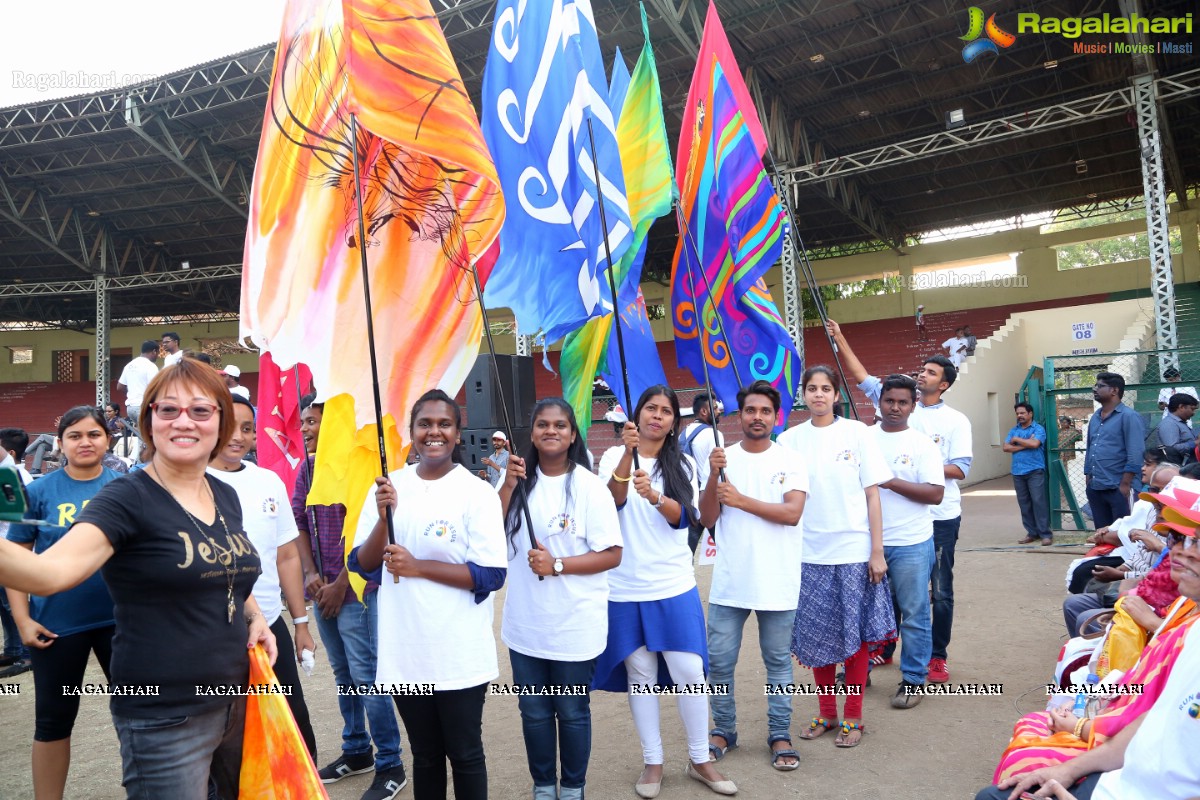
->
xmin=504 ymin=397 xmax=590 ymax=555
xmin=408 ymin=389 xmax=465 ymax=465
xmin=632 ymin=384 xmax=697 ymax=523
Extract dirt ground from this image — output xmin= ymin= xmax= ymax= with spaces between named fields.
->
xmin=0 ymin=476 xmax=1086 ymax=800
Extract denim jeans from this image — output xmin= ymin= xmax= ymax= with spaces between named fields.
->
xmin=509 ymin=650 xmax=596 ymax=791
xmin=314 ymin=591 xmax=402 ymax=770
xmin=975 ymin=772 xmax=1101 ymax=800
xmin=706 ymin=603 xmax=796 ymax=739
xmin=1084 ymin=485 xmax=1130 ymax=530
xmin=112 ymin=700 xmax=245 ymax=800
xmin=931 ymin=517 xmax=960 ymax=661
xmin=393 ymin=683 xmax=488 ymax=800
xmin=883 ymin=539 xmax=935 ymax=685
xmin=1013 ymin=470 xmax=1051 ymax=540
xmin=0 ymin=586 xmax=30 ymax=659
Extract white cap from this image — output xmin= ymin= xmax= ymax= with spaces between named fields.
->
xmin=917 ymin=304 xmax=924 ymax=309
xmin=222 ymin=365 xmax=241 ymax=379
xmin=492 ymin=431 xmax=507 ymax=441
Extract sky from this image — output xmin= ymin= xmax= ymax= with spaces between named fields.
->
xmin=2 ymin=0 xmax=288 ymax=108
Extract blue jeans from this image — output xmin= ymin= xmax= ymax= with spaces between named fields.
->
xmin=314 ymin=591 xmax=402 ymax=770
xmin=884 ymin=539 xmax=935 ymax=685
xmin=976 ymin=772 xmax=1101 ymax=800
xmin=0 ymin=586 xmax=30 ymax=660
xmin=1014 ymin=470 xmax=1051 ymax=540
xmin=112 ymin=700 xmax=245 ymax=800
xmin=931 ymin=517 xmax=960 ymax=661
xmin=706 ymin=603 xmax=796 ymax=740
xmin=1084 ymin=485 xmax=1130 ymax=530
xmin=509 ymin=650 xmax=596 ymax=791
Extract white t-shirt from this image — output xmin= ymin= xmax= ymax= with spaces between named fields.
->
xmin=941 ymin=336 xmax=968 ymax=367
xmin=163 ymin=351 xmax=183 ymax=366
xmin=501 ymin=467 xmax=623 ymax=661
xmin=1091 ymin=621 xmax=1200 ymax=800
xmin=354 ymin=464 xmax=507 ymax=690
xmin=708 ymin=443 xmax=808 ymax=610
xmin=909 ymin=402 xmax=972 ymax=521
xmin=117 ymin=357 xmax=159 ymax=406
xmin=208 ymin=463 xmax=298 ymax=625
xmin=1158 ymin=386 xmax=1198 ymax=420
xmin=683 ymin=421 xmax=718 ymax=485
xmin=871 ymin=426 xmax=943 ymax=547
xmin=776 ymin=418 xmax=891 ymax=565
xmin=598 ymin=446 xmax=699 ymax=602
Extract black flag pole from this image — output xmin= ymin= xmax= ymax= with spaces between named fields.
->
xmin=349 ymin=114 xmax=399 ymax=581
xmin=583 ymin=116 xmax=640 ymax=473
xmin=467 ymin=261 xmax=543 ymax=580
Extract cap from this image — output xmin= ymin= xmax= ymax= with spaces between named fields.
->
xmin=222 ymin=365 xmax=241 ymax=379
xmin=492 ymin=431 xmax=507 ymax=441
xmin=1140 ymin=475 xmax=1200 ymax=510
xmin=917 ymin=305 xmax=924 ymax=309
xmin=1152 ymin=505 xmax=1200 ymax=537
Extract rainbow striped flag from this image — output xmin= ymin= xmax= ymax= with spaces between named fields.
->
xmin=671 ymin=56 xmax=799 ymax=429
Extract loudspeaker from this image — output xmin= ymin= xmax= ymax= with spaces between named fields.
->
xmin=460 ymin=428 xmax=531 ymax=472
xmin=465 ymin=354 xmax=536 ymax=429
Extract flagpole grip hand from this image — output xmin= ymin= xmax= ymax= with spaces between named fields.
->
xmin=504 ymin=455 xmax=526 ymax=488
xmin=621 ymin=421 xmax=639 ymax=454
xmin=632 ymin=470 xmax=653 ymax=500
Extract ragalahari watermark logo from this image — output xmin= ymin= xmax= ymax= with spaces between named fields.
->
xmin=960 ymin=7 xmax=1016 ymax=63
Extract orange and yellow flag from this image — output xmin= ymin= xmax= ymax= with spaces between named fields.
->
xmin=241 ymin=0 xmax=504 ymax=582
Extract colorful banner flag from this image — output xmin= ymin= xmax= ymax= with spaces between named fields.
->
xmin=671 ymin=56 xmax=799 ymax=429
xmin=480 ymin=0 xmax=634 ymax=344
xmin=240 ymin=0 xmax=504 ymax=590
xmin=559 ymin=5 xmax=671 ymax=427
xmin=255 ymin=353 xmax=313 ymax=493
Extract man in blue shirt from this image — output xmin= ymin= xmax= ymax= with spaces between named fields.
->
xmin=1157 ymin=392 xmax=1197 ymax=463
xmin=1004 ymin=402 xmax=1051 ymax=545
xmin=1083 ymin=372 xmax=1146 ymax=529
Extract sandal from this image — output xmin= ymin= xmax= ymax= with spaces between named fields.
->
xmin=768 ymin=734 xmax=800 ymax=771
xmin=834 ymin=720 xmax=866 ymax=748
xmin=707 ymin=728 xmax=738 ymax=762
xmin=798 ymin=717 xmax=837 ymax=740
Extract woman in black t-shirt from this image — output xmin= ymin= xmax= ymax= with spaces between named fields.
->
xmin=0 ymin=359 xmax=276 ymax=800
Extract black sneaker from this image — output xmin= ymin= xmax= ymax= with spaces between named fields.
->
xmin=891 ymin=680 xmax=923 ymax=709
xmin=361 ymin=765 xmax=407 ymax=800
xmin=318 ymin=751 xmax=375 ymax=784
xmin=0 ymin=660 xmax=31 ymax=679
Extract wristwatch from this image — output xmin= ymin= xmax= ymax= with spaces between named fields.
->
xmin=653 ymin=491 xmax=666 ymax=509
xmin=553 ymin=558 xmax=565 ymax=576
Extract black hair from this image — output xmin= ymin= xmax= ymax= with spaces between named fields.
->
xmin=408 ymin=389 xmax=464 ymax=465
xmin=504 ymin=398 xmax=590 ymax=555
xmin=924 ymin=355 xmax=957 ymax=388
xmin=300 ymin=393 xmax=322 ymax=414
xmin=692 ymin=392 xmax=711 ymax=415
xmin=632 ymin=385 xmax=697 ymax=523
xmin=736 ymin=380 xmax=780 ymax=412
xmin=162 ymin=331 xmax=180 ymax=343
xmin=1180 ymin=462 xmax=1200 ymax=480
xmin=184 ymin=350 xmax=213 ymax=365
xmin=1164 ymin=367 xmax=1182 ymax=380
xmin=801 ymin=365 xmax=842 ymax=416
xmin=57 ymin=406 xmax=110 ymax=440
xmin=881 ymin=373 xmax=918 ymax=403
xmin=141 ymin=340 xmax=160 ymax=355
xmin=106 ymin=401 xmax=123 ymax=415
xmin=1145 ymin=447 xmax=1182 ymax=466
xmin=1014 ymin=401 xmax=1035 ymax=414
xmin=1168 ymin=393 xmax=1198 ymax=412
xmin=230 ymin=394 xmax=256 ymax=419
xmin=1096 ymin=371 xmax=1125 ymax=397
xmin=0 ymin=428 xmax=30 ymax=459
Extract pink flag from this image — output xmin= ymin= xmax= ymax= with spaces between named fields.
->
xmin=255 ymin=352 xmax=313 ymax=493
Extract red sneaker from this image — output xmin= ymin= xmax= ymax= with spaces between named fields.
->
xmin=927 ymin=658 xmax=949 ymax=683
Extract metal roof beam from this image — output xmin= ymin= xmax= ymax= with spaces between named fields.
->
xmin=0 ymin=263 xmax=242 ymax=298
xmin=782 ymin=67 xmax=1200 ymax=187
xmin=0 ymin=175 xmax=93 ymax=274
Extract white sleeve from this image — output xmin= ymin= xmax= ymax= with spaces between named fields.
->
xmin=353 ymin=483 xmax=380 ymax=549
xmin=581 ymin=474 xmax=623 ymax=552
xmin=597 ymin=446 xmax=623 ymax=484
xmin=947 ymin=413 xmax=974 ymax=461
xmin=858 ymin=426 xmax=893 ymax=488
xmin=916 ymin=437 xmax=945 ymax=486
xmin=783 ymin=451 xmax=809 ymax=495
xmin=270 ymin=472 xmax=300 ymax=546
xmin=465 ymin=482 xmax=508 ymax=568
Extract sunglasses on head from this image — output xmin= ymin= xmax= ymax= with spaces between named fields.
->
xmin=150 ymin=402 xmax=218 ymax=422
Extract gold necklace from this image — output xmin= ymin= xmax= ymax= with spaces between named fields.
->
xmin=151 ymin=462 xmax=238 ymax=623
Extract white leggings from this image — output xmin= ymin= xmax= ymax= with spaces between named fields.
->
xmin=623 ymin=646 xmax=709 ymax=765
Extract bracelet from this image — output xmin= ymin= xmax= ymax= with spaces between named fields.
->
xmin=1073 ymin=717 xmax=1087 ymax=739
xmin=653 ymin=491 xmax=667 ymax=509
xmin=291 ymin=615 xmax=309 ymax=625
xmin=611 ymin=472 xmax=633 ymax=483
xmin=245 ymin=611 xmax=262 ymax=623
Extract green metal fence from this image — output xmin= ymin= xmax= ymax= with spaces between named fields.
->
xmin=1041 ymin=345 xmax=1200 ymax=531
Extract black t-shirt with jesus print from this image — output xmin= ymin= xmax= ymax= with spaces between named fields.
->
xmin=77 ymin=470 xmax=261 ymax=717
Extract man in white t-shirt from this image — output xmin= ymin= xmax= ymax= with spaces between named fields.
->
xmin=683 ymin=392 xmax=721 ymax=553
xmin=161 ymin=330 xmax=183 ymax=366
xmin=117 ymin=340 xmax=160 ymax=425
xmin=941 ymin=327 xmax=968 ymax=368
xmin=827 ymin=319 xmax=973 ymax=684
xmin=697 ymin=380 xmax=807 ymax=771
xmin=221 ymin=364 xmax=252 ymax=401
xmin=1156 ymin=367 xmax=1198 ymax=422
xmin=871 ymin=374 xmax=944 ymax=708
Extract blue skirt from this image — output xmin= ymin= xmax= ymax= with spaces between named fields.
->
xmin=791 ymin=562 xmax=897 ymax=668
xmin=592 ymin=586 xmax=709 ymax=693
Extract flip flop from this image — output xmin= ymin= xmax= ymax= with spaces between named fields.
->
xmin=768 ymin=735 xmax=800 ymax=771
xmin=835 ymin=720 xmax=866 ymax=748
xmin=707 ymin=728 xmax=738 ymax=762
xmin=798 ymin=717 xmax=836 ymax=741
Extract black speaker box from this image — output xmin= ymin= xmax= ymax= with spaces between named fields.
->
xmin=465 ymin=354 xmax=536 ymax=429
xmin=460 ymin=428 xmax=531 ymax=471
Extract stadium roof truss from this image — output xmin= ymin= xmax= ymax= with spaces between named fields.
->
xmin=1 ymin=0 xmax=1197 ymax=328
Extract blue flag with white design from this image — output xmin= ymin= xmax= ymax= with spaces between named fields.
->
xmin=481 ymin=0 xmax=634 ymax=344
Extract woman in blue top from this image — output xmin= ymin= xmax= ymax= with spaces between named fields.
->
xmin=6 ymin=406 xmax=121 ymax=800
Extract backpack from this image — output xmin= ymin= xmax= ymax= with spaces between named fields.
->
xmin=681 ymin=423 xmax=710 ymax=460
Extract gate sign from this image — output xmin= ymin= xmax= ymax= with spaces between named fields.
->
xmin=1072 ymin=321 xmax=1095 ymax=341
